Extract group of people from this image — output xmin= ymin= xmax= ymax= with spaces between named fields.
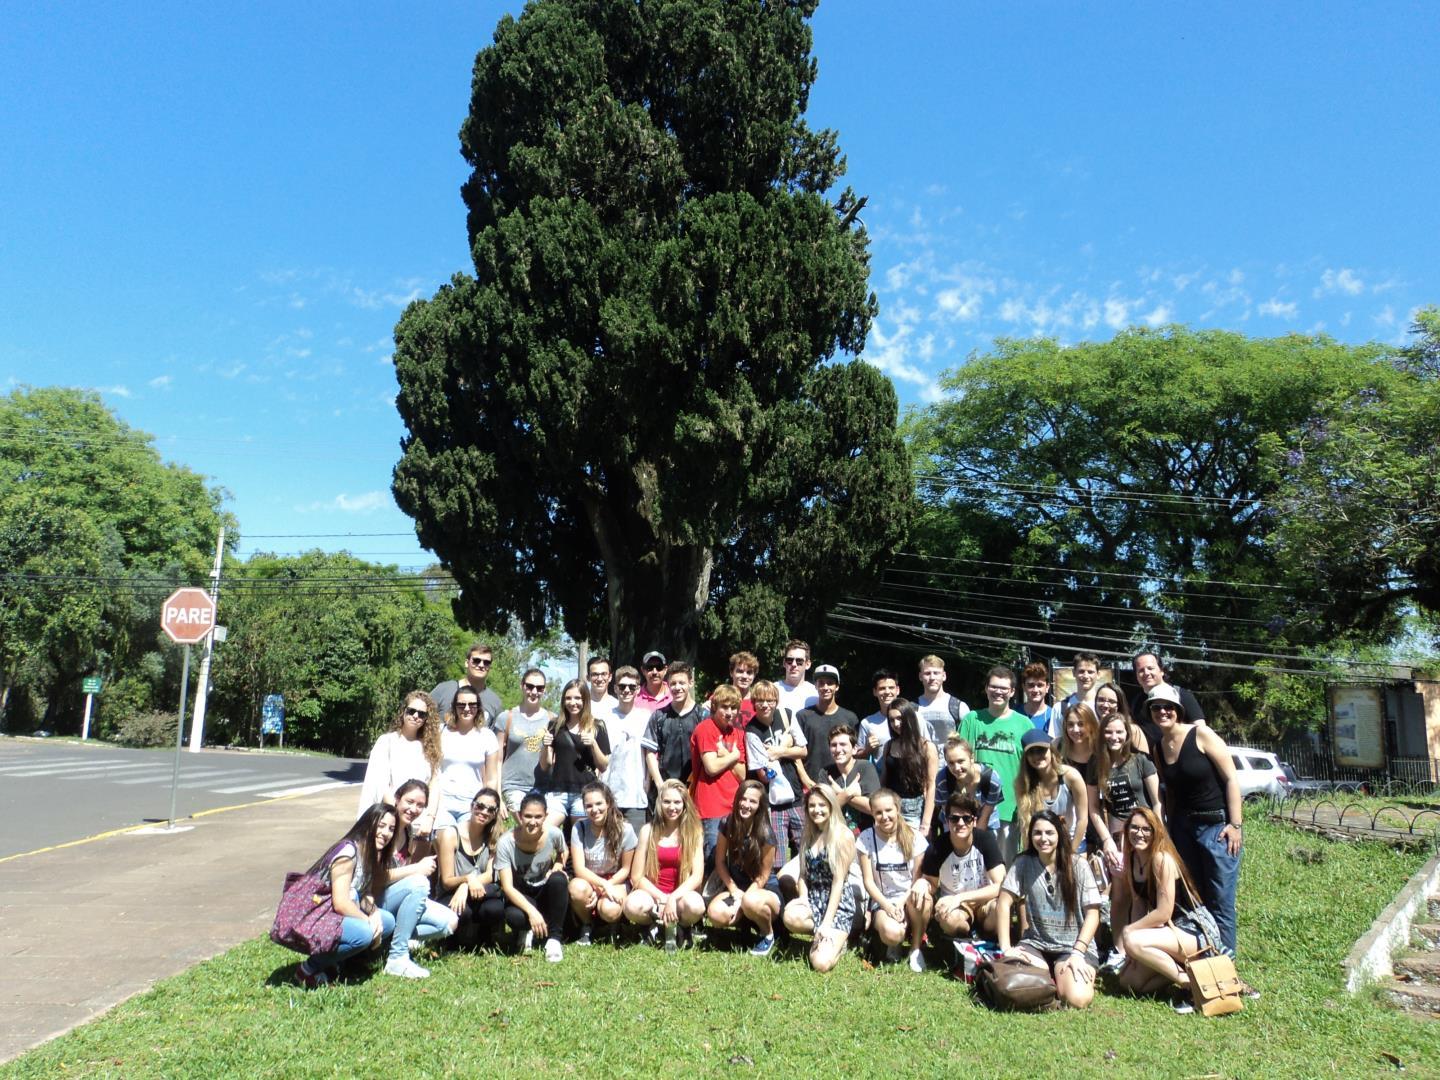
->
xmin=295 ymin=641 xmax=1250 ymax=1011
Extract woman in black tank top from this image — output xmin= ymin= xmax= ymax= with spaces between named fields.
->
xmin=1146 ymin=685 xmax=1244 ymax=959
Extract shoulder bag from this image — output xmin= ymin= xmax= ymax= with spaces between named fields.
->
xmin=975 ymin=955 xmax=1058 ymax=1011
xmin=269 ymin=844 xmax=348 ymax=955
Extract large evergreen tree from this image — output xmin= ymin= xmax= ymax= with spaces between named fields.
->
xmin=392 ymin=0 xmax=910 ymax=664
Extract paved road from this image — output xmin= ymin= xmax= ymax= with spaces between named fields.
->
xmin=0 ymin=737 xmax=363 ymax=858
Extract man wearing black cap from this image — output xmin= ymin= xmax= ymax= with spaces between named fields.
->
xmin=635 ymin=650 xmax=673 ymax=712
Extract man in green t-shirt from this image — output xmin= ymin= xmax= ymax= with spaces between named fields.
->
xmin=957 ymin=665 xmax=1032 ymax=862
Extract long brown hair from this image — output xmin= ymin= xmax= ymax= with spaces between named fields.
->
xmin=1095 ymin=711 xmax=1142 ymax=814
xmin=869 ymin=787 xmax=918 ymax=860
xmin=581 ymin=781 xmax=626 ymax=863
xmin=1120 ymin=805 xmax=1201 ymax=907
xmin=1015 ymin=741 xmax=1062 ymax=836
xmin=1059 ymin=701 xmax=1099 ymax=766
xmin=551 ymin=679 xmax=595 ymax=738
xmin=720 ymin=779 xmax=775 ymax=881
xmin=1023 ymin=809 xmax=1079 ymax=918
xmin=397 ymin=690 xmax=443 ymax=771
xmin=314 ymin=803 xmax=399 ymax=906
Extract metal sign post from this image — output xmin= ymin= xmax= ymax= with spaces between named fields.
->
xmin=80 ymin=676 xmax=102 ymax=740
xmin=168 ymin=645 xmax=192 ymax=828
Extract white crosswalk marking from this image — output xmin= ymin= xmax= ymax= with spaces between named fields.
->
xmin=0 ymin=761 xmax=163 ymax=778
xmin=211 ymin=775 xmax=315 ymax=794
xmin=113 ymin=767 xmax=233 ymax=785
xmin=0 ymin=758 xmax=133 ymax=775
xmin=255 ymin=780 xmax=352 ymax=799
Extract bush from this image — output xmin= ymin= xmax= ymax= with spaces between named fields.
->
xmin=114 ymin=710 xmax=179 ymax=748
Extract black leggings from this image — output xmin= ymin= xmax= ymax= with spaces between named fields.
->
xmin=503 ymin=872 xmax=570 ymax=940
xmin=451 ymin=884 xmax=508 ymax=948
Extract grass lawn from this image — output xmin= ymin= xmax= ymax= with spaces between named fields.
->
xmin=4 ymin=820 xmax=1437 ymax=1079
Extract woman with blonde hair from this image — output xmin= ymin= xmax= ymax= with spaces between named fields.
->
xmin=623 ymin=779 xmax=705 ymax=951
xmin=782 ymin=785 xmax=857 ymax=973
xmin=857 ymin=788 xmax=929 ymax=970
xmin=1015 ymin=728 xmax=1089 ymax=852
xmin=358 ymin=691 xmax=443 ymax=829
xmin=1111 ymin=806 xmax=1228 ymax=1011
xmin=541 ymin=679 xmax=611 ymax=829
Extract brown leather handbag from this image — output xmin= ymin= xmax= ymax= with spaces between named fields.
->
xmin=1182 ymin=947 xmax=1245 ymax=1016
xmin=975 ymin=956 xmax=1058 ymax=1011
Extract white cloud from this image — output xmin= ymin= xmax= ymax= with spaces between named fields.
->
xmin=148 ymin=374 xmax=173 ymax=389
xmin=98 ymin=384 xmax=132 ymax=398
xmin=1374 ymin=305 xmax=1396 ymax=328
xmin=935 ymin=287 xmax=983 ymax=321
xmin=861 ymin=320 xmax=942 ymax=401
xmin=296 ymin=490 xmax=391 ymax=514
xmin=1258 ymin=298 xmax=1298 ymax=319
xmin=1142 ymin=304 xmax=1172 ymax=327
xmin=1315 ymin=267 xmax=1365 ymax=297
xmin=1103 ymin=298 xmax=1129 ymax=330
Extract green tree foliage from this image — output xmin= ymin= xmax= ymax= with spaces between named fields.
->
xmin=0 ymin=387 xmax=228 ymax=732
xmin=1267 ymin=307 xmax=1440 ymax=634
xmin=905 ymin=327 xmax=1395 ymax=731
xmin=391 ymin=0 xmax=911 ymax=668
xmin=207 ymin=551 xmax=463 ymax=755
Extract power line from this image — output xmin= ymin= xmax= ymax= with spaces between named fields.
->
xmin=894 ymin=551 xmax=1293 ymax=592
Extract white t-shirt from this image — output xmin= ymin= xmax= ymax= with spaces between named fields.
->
xmin=590 ymin=694 xmax=620 ymax=722
xmin=438 ymin=726 xmax=500 ymax=805
xmin=857 ymin=710 xmax=892 ymax=756
xmin=358 ymin=731 xmax=433 ymax=814
xmin=777 ymin=679 xmax=818 ymax=714
xmin=601 ymin=705 xmax=652 ymax=810
xmin=857 ymin=827 xmax=928 ymax=900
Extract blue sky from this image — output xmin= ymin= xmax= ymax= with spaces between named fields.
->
xmin=3 ymin=1 xmax=1436 ymax=568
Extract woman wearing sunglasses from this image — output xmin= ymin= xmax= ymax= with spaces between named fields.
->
xmin=497 ymin=668 xmax=555 ymax=814
xmin=435 ymin=683 xmax=501 ymax=831
xmin=435 ymin=786 xmax=510 ymax=948
xmin=357 ymin=691 xmax=442 ymax=826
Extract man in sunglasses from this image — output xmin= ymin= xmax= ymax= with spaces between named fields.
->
xmin=775 ymin=639 xmax=818 ymax=714
xmin=602 ymin=665 xmax=652 ymax=830
xmin=431 ymin=642 xmax=503 ymax=728
xmin=914 ymin=793 xmax=1005 ymax=941
xmin=635 ymin=650 xmax=673 ymax=711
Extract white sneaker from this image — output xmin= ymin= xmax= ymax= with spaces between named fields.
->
xmin=384 ymin=957 xmax=430 ymax=979
xmin=522 ymin=930 xmax=534 ymax=952
xmin=908 ymin=948 xmax=926 ymax=973
xmin=544 ymin=938 xmax=564 ymax=963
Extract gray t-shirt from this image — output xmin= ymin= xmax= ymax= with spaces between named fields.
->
xmin=495 ymin=826 xmax=568 ymax=886
xmin=501 ymin=707 xmax=553 ymax=794
xmin=570 ymin=819 xmax=639 ymax=878
xmin=1001 ymin=853 xmax=1101 ymax=961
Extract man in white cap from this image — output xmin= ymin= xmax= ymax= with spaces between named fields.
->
xmin=795 ymin=664 xmax=858 ymax=788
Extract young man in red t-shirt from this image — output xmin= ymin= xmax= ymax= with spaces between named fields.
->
xmin=691 ymin=682 xmax=747 ymax=864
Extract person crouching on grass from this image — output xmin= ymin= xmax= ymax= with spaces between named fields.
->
xmin=705 ymin=779 xmax=783 ymax=956
xmin=782 ymin=786 xmax=857 ymax=973
xmin=995 ymin=810 xmax=1103 ymax=1009
xmin=857 ymin=788 xmax=929 ymax=971
xmin=623 ymin=779 xmax=706 ymax=951
xmin=567 ymin=781 xmax=637 ymax=945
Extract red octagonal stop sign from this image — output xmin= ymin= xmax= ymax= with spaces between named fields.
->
xmin=161 ymin=587 xmax=217 ymax=644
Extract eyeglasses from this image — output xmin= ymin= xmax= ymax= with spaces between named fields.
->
xmin=469 ymin=657 xmax=491 ymax=667
xmin=523 ymin=683 xmax=545 ymax=692
xmin=783 ymin=656 xmax=807 ymax=666
xmin=948 ymin=814 xmax=976 ymax=826
xmin=1127 ymin=824 xmax=1154 ymax=835
xmin=616 ymin=683 xmax=639 ymax=692
xmin=455 ymin=702 xmax=479 ymax=712
xmin=404 ymin=707 xmax=426 ymax=719
xmin=472 ymin=802 xmax=499 ymax=815
xmin=753 ymin=699 xmax=777 ymax=707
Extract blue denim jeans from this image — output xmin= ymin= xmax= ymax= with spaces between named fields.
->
xmin=305 ymin=908 xmax=395 ymax=973
xmin=1170 ymin=815 xmax=1240 ymax=956
xmin=382 ymin=875 xmax=454 ymax=961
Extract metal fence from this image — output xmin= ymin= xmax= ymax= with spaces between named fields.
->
xmin=1243 ymin=737 xmax=1436 ymax=793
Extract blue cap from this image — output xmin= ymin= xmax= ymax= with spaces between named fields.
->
xmin=1021 ymin=728 xmax=1052 ymax=749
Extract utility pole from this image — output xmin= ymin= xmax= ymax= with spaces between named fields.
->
xmin=187 ymin=527 xmax=224 ymax=752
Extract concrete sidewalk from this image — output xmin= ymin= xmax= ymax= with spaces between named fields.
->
xmin=0 ymin=786 xmax=357 ymax=1064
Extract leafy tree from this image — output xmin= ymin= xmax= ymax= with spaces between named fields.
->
xmin=1267 ymin=307 xmax=1440 ymax=635
xmin=0 ymin=387 xmax=229 ymax=732
xmin=208 ymin=551 xmax=463 ymax=754
xmin=905 ymin=327 xmax=1394 ymax=728
xmin=391 ymin=0 xmax=910 ymax=667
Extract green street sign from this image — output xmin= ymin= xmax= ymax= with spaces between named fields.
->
xmin=82 ymin=676 xmax=103 ymax=694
